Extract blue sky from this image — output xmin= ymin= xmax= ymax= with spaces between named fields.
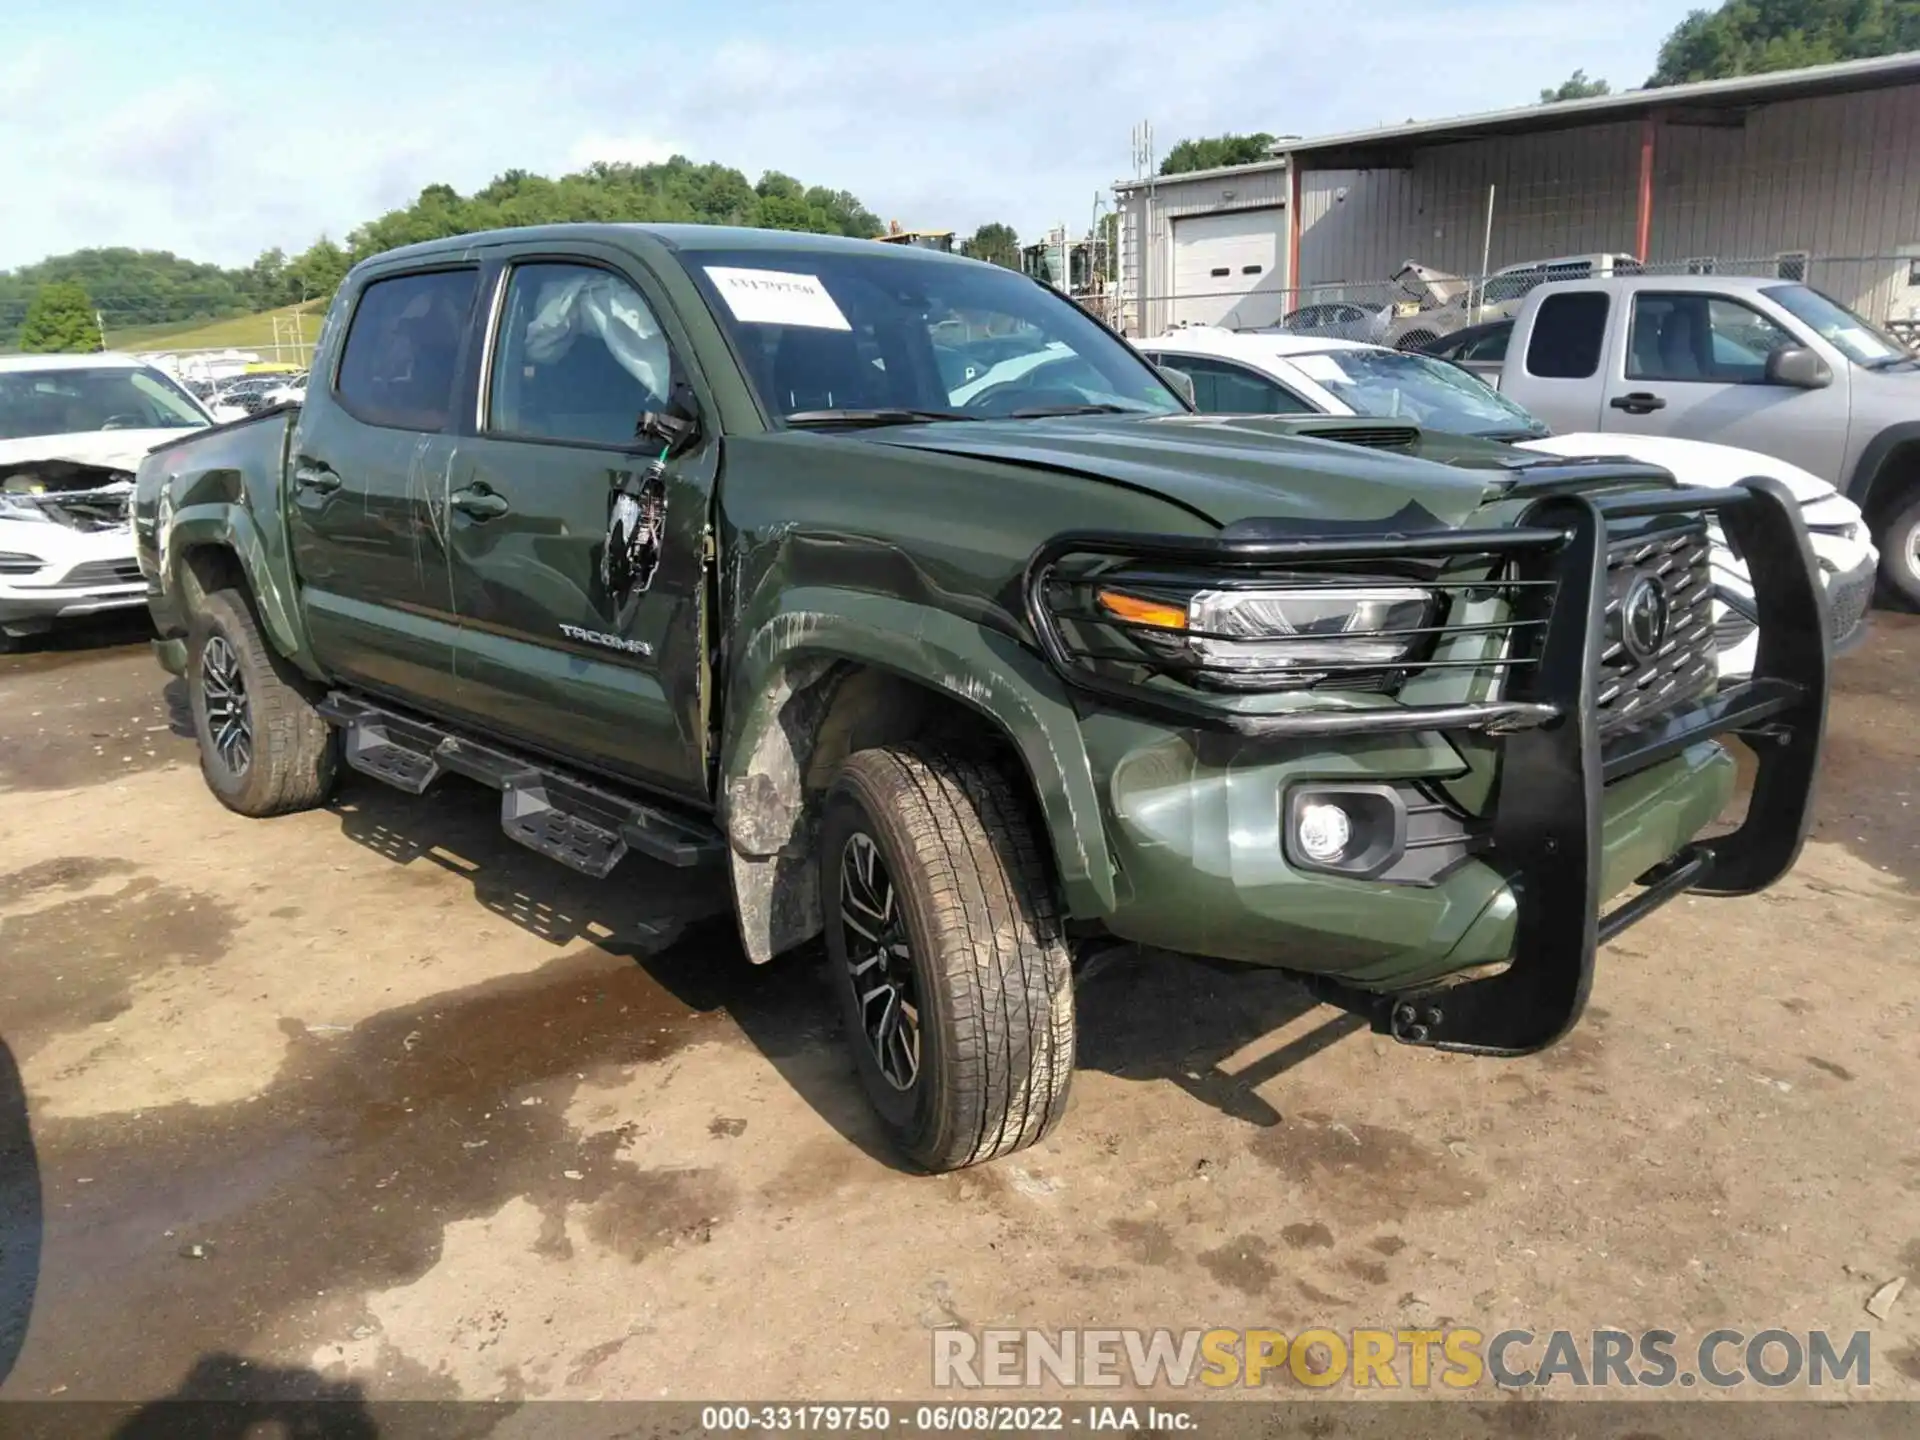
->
xmin=0 ymin=0 xmax=1704 ymax=270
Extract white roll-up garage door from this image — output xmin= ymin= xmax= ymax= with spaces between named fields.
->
xmin=1170 ymin=208 xmax=1283 ymax=327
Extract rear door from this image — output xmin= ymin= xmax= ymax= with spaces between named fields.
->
xmin=441 ymin=251 xmax=716 ymax=803
xmin=287 ymin=265 xmax=479 ymax=712
xmin=1597 ymin=289 xmax=1850 ymax=477
xmin=1509 ymin=289 xmax=1610 ymax=432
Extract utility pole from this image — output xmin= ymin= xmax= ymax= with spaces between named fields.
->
xmin=96 ymin=310 xmax=108 ymax=351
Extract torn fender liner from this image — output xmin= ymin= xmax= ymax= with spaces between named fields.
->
xmin=724 ymin=657 xmax=841 ymax=964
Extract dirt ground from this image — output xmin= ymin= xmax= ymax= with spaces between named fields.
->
xmin=0 ymin=611 xmax=1916 ymax=1408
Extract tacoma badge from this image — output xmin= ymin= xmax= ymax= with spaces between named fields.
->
xmin=558 ymin=622 xmax=652 ymax=657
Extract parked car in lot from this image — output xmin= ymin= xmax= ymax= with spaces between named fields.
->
xmin=208 ymin=375 xmax=293 ymax=417
xmin=1416 ymin=317 xmax=1514 ymax=381
xmin=136 ymin=224 xmax=1828 ymax=1170
xmin=0 ymin=353 xmax=224 ymax=649
xmin=1274 ymin=300 xmax=1382 ymax=341
xmin=260 ymin=372 xmax=308 ymax=408
xmin=1411 ymin=274 xmax=1920 ymax=605
xmin=1139 ymin=327 xmax=1877 ymax=678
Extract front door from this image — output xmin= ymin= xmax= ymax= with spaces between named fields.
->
xmin=287 ymin=265 xmax=479 ymax=713
xmin=443 ymin=257 xmax=713 ymax=803
xmin=1599 ymin=289 xmax=1851 ymax=478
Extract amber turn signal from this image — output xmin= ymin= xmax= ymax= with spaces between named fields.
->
xmin=1096 ymin=588 xmax=1188 ymax=631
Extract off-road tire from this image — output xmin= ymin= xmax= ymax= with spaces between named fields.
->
xmin=1880 ymin=488 xmax=1920 ymax=610
xmin=187 ymin=587 xmax=337 ymax=817
xmin=821 ymin=745 xmax=1074 ymax=1171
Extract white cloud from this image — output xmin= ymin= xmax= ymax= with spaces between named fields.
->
xmin=566 ymin=133 xmax=683 ymax=170
xmin=0 ymin=0 xmax=1703 ymax=270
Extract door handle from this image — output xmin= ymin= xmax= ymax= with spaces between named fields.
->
xmin=292 ymin=460 xmax=342 ymax=493
xmin=449 ymin=485 xmax=510 ymax=520
xmin=1610 ymin=392 xmax=1668 ymax=415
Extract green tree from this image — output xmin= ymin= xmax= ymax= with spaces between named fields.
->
xmin=19 ymin=280 xmax=101 ymax=352
xmin=287 ymin=238 xmax=350 ymax=305
xmin=0 ymin=154 xmax=886 ymax=347
xmin=960 ymin=222 xmax=1022 ymax=268
xmin=1158 ymin=132 xmax=1276 ymax=176
xmin=1540 ymin=69 xmax=1613 ymax=101
xmin=1650 ymin=0 xmax=1920 ymax=85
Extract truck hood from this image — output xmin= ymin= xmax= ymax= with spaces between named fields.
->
xmin=0 ymin=428 xmax=204 ymax=474
xmin=869 ymin=413 xmax=1497 ymax=529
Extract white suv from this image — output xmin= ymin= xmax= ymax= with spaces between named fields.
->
xmin=1 ymin=354 xmax=222 ymax=648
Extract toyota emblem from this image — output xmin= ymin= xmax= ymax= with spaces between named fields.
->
xmin=1621 ymin=575 xmax=1670 ymax=663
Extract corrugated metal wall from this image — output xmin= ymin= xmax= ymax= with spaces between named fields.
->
xmin=1117 ymin=164 xmax=1291 ymax=335
xmin=1295 ymin=85 xmax=1920 ymax=320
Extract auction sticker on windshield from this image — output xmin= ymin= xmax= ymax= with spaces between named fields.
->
xmin=703 ymin=267 xmax=851 ymax=330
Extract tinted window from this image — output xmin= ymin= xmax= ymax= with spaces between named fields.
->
xmin=488 ymin=263 xmax=670 ymax=446
xmin=1461 ymin=324 xmax=1513 ymax=362
xmin=1628 ymin=294 xmax=1795 ymax=382
xmin=1167 ymin=355 xmax=1313 ymax=415
xmin=1525 ymin=292 xmax=1609 ymax=379
xmin=335 ymin=269 xmax=478 ymax=431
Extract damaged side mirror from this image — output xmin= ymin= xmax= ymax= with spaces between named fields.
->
xmin=636 ymin=382 xmax=703 ymax=456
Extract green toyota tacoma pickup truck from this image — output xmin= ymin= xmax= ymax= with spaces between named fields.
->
xmin=133 ymin=224 xmax=1830 ymax=1171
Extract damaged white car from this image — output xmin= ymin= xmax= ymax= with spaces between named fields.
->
xmin=0 ymin=354 xmax=223 ymax=649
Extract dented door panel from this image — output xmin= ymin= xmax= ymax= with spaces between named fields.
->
xmin=442 ymin=435 xmax=714 ymax=802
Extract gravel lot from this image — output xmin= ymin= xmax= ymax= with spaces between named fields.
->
xmin=1 ymin=611 xmax=1916 ymax=1407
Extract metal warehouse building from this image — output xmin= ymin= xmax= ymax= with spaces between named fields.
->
xmin=1115 ymin=52 xmax=1920 ymax=337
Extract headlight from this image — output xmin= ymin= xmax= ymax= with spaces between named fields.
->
xmin=1099 ymin=583 xmax=1438 ymax=688
xmin=0 ymin=494 xmax=51 ymax=523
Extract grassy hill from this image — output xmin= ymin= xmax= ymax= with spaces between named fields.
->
xmin=107 ymin=301 xmax=324 ymax=358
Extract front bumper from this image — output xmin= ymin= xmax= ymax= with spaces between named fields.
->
xmin=0 ymin=524 xmax=147 ymax=632
xmin=1027 ymin=476 xmax=1829 ymax=1056
xmin=1714 ymin=545 xmax=1874 ymax=677
xmin=0 ymin=579 xmax=148 ymax=631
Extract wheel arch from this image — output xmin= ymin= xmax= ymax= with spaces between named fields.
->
xmin=163 ymin=504 xmax=320 ymax=678
xmin=1845 ymin=422 xmax=1920 ymax=522
xmin=717 ymin=594 xmax=1115 ymax=964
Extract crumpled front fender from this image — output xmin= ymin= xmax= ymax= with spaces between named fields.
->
xmin=717 ymin=587 xmax=1113 ymax=963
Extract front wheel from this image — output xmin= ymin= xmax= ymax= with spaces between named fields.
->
xmin=1880 ymin=489 xmax=1920 ymax=610
xmin=821 ymin=746 xmax=1074 ymax=1171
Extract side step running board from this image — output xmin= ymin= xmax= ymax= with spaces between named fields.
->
xmin=316 ymin=692 xmax=724 ymax=877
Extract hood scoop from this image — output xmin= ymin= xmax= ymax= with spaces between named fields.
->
xmin=1292 ymin=421 xmax=1421 ymax=452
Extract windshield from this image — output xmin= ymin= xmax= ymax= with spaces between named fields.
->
xmin=0 ymin=366 xmax=210 ymax=442
xmin=1761 ymin=284 xmax=1911 ymax=366
xmin=684 ymin=248 xmax=1187 ymax=422
xmin=1291 ymin=348 xmax=1547 ymax=437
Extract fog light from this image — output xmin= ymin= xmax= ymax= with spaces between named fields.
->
xmin=1296 ymin=801 xmax=1352 ymax=863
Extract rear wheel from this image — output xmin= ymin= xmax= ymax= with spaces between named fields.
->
xmin=821 ymin=745 xmax=1074 ymax=1171
xmin=1880 ymin=488 xmax=1920 ymax=609
xmin=188 ymin=587 xmax=337 ymax=816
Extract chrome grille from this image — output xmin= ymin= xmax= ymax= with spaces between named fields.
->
xmin=1597 ymin=524 xmax=1715 ymax=734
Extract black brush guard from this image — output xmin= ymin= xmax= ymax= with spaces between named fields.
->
xmin=1023 ymin=476 xmax=1829 ymax=1055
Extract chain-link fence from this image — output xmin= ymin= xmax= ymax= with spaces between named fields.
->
xmin=1121 ymin=252 xmax=1920 ymax=350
